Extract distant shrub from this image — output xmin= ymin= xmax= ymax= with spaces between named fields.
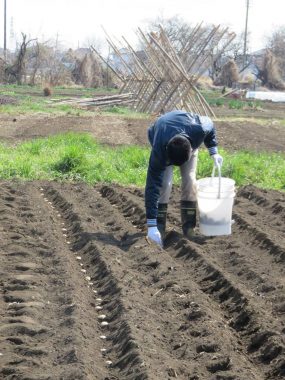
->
xmin=215 ymin=98 xmax=224 ymax=107
xmin=206 ymin=98 xmax=224 ymax=107
xmin=247 ymin=100 xmax=262 ymax=109
xmin=228 ymin=100 xmax=244 ymax=109
xmin=227 ymin=99 xmax=262 ymax=110
xmin=43 ymin=87 xmax=52 ymax=96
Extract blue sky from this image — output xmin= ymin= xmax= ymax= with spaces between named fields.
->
xmin=1 ymin=0 xmax=284 ymax=52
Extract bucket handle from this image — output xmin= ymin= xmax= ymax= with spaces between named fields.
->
xmin=211 ymin=164 xmax=222 ymax=199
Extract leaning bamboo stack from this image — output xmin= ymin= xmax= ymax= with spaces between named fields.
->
xmin=91 ymin=24 xmax=236 ymax=117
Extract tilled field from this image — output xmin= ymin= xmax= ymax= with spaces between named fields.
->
xmin=0 ymin=180 xmax=284 ymax=380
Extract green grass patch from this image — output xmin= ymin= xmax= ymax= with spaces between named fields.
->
xmin=207 ymin=97 xmax=262 ymax=110
xmin=0 ymin=84 xmax=118 ymax=97
xmin=0 ymin=132 xmax=284 ymax=191
xmin=0 ymin=85 xmax=149 ymax=118
xmin=0 ymin=93 xmax=92 ymax=115
xmin=103 ymin=105 xmax=149 ymax=119
xmin=196 ymin=149 xmax=285 ymax=190
xmin=203 ymin=90 xmax=263 ymax=110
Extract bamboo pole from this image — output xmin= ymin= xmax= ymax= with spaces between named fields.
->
xmin=148 ymin=31 xmax=215 ymax=116
xmin=90 ymin=45 xmax=124 ymax=82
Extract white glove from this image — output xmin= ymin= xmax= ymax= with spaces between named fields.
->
xmin=147 ymin=226 xmax=162 ymax=247
xmin=212 ymin=153 xmax=223 ymax=167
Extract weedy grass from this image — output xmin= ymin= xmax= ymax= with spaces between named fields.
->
xmin=103 ymin=105 xmax=148 ymax=119
xmin=0 ymin=85 xmax=149 ymax=118
xmin=0 ymin=93 xmax=92 ymax=115
xmin=0 ymin=132 xmax=284 ymax=190
xmin=197 ymin=150 xmax=285 ymax=190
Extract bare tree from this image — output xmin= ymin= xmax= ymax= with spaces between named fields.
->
xmin=147 ymin=15 xmax=192 ymax=51
xmin=5 ymin=33 xmax=36 ymax=84
xmin=146 ymin=16 xmax=237 ymax=83
xmin=204 ymin=28 xmax=237 ymax=82
xmin=1 ymin=32 xmax=109 ymax=87
xmin=27 ymin=41 xmax=49 ymax=85
xmin=0 ymin=57 xmax=6 ymax=82
xmin=36 ymin=43 xmax=72 ymax=86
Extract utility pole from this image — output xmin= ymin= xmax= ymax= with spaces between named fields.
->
xmin=4 ymin=0 xmax=7 ymax=60
xmin=243 ymin=0 xmax=250 ymax=67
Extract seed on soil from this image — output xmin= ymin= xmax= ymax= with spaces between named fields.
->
xmin=76 ymin=256 xmax=81 ymax=260
xmin=66 ymin=241 xmax=71 ymax=244
xmin=88 ymin=282 xmax=93 ymax=285
xmin=85 ymin=276 xmax=91 ymax=280
xmin=100 ymin=335 xmax=107 ymax=339
xmin=101 ymin=321 xmax=109 ymax=327
xmin=95 ymin=298 xmax=102 ymax=303
xmin=62 ymin=228 xmax=67 ymax=231
xmin=93 ymin=290 xmax=98 ymax=294
xmin=105 ymin=360 xmax=112 ymax=366
xmin=81 ymin=269 xmax=86 ymax=273
xmin=95 ymin=306 xmax=103 ymax=310
xmin=100 ymin=348 xmax=107 ymax=354
xmin=98 ymin=314 xmax=106 ymax=320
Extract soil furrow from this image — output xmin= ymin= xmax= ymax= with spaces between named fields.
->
xmin=101 ymin=184 xmax=285 ymax=309
xmin=99 ymin=183 xmax=285 ymax=379
xmin=0 ymin=181 xmax=111 ymax=379
xmin=100 ymin=184 xmax=285 ymax=319
xmin=47 ymin=181 xmax=269 ymax=379
xmin=44 ymin=183 xmax=149 ymax=380
xmin=238 ymin=186 xmax=285 ymax=224
xmin=1 ymin=180 xmax=284 ymax=379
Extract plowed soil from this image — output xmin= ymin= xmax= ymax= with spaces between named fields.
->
xmin=0 ymin=110 xmax=284 ymax=379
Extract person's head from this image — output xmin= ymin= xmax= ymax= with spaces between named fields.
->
xmin=166 ymin=135 xmax=191 ymax=166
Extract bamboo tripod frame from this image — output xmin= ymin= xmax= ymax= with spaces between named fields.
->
xmin=91 ymin=25 xmax=236 ymax=117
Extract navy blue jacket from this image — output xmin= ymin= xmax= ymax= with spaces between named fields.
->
xmin=145 ymin=110 xmax=218 ymax=220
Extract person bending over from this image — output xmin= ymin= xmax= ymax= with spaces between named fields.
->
xmin=145 ymin=110 xmax=223 ymax=247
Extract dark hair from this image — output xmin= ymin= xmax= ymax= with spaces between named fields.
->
xmin=166 ymin=135 xmax=191 ymax=166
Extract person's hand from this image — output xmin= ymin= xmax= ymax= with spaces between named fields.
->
xmin=147 ymin=226 xmax=162 ymax=247
xmin=212 ymin=153 xmax=223 ymax=167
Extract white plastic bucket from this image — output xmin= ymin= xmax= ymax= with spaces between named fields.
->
xmin=197 ymin=166 xmax=235 ymax=236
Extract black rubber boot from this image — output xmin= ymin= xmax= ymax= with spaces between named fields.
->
xmin=181 ymin=200 xmax=197 ymax=238
xmin=157 ymin=203 xmax=168 ymax=238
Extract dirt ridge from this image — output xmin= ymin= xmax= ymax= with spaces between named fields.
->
xmin=45 ymin=184 xmax=149 ymax=380
xmin=1 ymin=180 xmax=284 ymax=379
xmin=100 ymin=183 xmax=285 ymax=379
